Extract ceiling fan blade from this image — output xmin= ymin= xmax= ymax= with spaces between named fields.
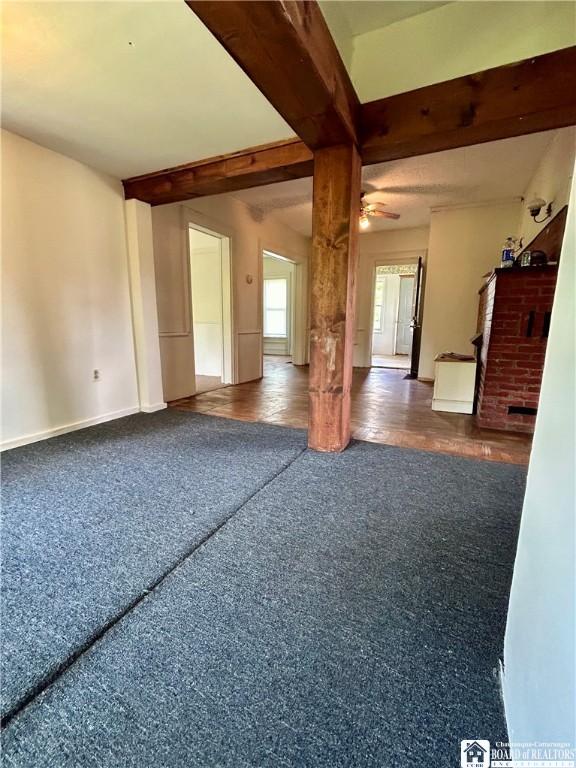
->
xmin=368 ymin=210 xmax=401 ymax=220
xmin=366 ymin=201 xmax=391 ymax=211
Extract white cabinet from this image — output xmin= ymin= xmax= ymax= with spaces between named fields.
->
xmin=432 ymin=358 xmax=476 ymax=414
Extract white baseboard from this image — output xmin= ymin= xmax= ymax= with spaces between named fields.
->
xmin=1 ymin=406 xmax=141 ymax=451
xmin=432 ymin=398 xmax=474 ymax=414
xmin=140 ymin=403 xmax=167 ymax=413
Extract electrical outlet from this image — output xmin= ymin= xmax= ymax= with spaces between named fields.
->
xmin=93 ymin=369 xmax=100 ymax=382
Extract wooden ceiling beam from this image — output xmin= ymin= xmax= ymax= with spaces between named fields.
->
xmin=123 ymin=48 xmax=576 ymax=206
xmin=185 ymin=0 xmax=360 ymax=149
xmin=361 ymin=47 xmax=576 ymax=165
xmin=123 ymin=139 xmax=313 ymax=206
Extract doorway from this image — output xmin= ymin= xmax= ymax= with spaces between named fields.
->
xmin=371 ymin=265 xmax=417 ymax=370
xmin=189 ymin=225 xmax=233 ymax=394
xmin=262 ymin=250 xmax=296 ymax=373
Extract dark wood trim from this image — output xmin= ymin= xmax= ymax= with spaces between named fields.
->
xmin=361 ymin=47 xmax=576 ymax=165
xmin=123 ymin=139 xmax=313 ymax=206
xmin=185 ymin=0 xmax=360 ymax=149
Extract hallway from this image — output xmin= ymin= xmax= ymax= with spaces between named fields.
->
xmin=170 ymin=357 xmax=532 ymax=464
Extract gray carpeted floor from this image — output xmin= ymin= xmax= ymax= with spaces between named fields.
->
xmin=1 ymin=412 xmax=526 ymax=766
xmin=1 ymin=411 xmax=305 ymax=723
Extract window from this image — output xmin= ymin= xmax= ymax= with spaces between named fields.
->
xmin=264 ymin=278 xmax=288 ymax=337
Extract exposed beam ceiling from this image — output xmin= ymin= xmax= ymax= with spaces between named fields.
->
xmin=361 ymin=47 xmax=576 ymax=165
xmin=124 ymin=47 xmax=576 ymax=207
xmin=185 ymin=0 xmax=360 ymax=150
xmin=123 ymin=139 xmax=313 ymax=206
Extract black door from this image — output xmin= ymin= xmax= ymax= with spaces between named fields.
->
xmin=407 ymin=256 xmax=424 ymax=380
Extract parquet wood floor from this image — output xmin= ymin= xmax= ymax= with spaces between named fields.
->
xmin=170 ymin=356 xmax=532 ymax=465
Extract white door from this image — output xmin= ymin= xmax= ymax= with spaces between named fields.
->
xmin=395 ymin=276 xmax=414 ymax=355
xmin=372 ymin=274 xmax=400 ymax=355
xmin=190 ymin=230 xmax=223 ymax=378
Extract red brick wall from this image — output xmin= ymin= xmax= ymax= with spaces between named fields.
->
xmin=476 ymin=267 xmax=558 ymax=433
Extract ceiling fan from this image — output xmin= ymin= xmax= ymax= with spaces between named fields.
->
xmin=359 ymin=192 xmax=400 ymax=229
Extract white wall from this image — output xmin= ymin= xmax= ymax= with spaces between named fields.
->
xmin=189 ymin=195 xmax=310 ymax=378
xmin=355 ymin=227 xmax=429 ymax=366
xmin=152 ymin=195 xmax=310 ymax=395
xmin=418 ymin=201 xmax=520 ymax=379
xmin=502 ymin=165 xmax=575 ymax=747
xmin=417 ymin=129 xmax=576 ymax=381
xmin=518 ymin=127 xmax=576 ymax=248
xmin=189 ymin=229 xmax=223 ymax=378
xmin=1 ymin=130 xmax=140 ymax=448
xmin=124 ymin=199 xmax=165 ymax=412
xmin=152 ymin=204 xmax=196 ymax=402
xmin=351 ymin=2 xmax=576 ymax=102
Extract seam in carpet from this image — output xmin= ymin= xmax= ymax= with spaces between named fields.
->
xmin=1 ymin=445 xmax=309 ymax=730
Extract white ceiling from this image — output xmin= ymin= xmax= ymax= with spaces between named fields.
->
xmin=0 ymin=0 xmax=563 ymax=204
xmin=1 ymin=1 xmax=294 ymax=178
xmin=319 ymin=0 xmax=451 ymax=67
xmin=229 ymin=131 xmax=558 ymax=236
xmin=332 ymin=1 xmax=450 ymax=37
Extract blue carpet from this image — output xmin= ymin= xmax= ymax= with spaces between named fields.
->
xmin=1 ymin=411 xmax=306 ymax=723
xmin=1 ymin=418 xmax=526 ymax=767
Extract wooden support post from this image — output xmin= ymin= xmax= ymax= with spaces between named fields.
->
xmin=308 ymin=144 xmax=361 ymax=452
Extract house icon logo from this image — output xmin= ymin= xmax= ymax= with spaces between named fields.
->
xmin=461 ymin=740 xmax=490 ymax=767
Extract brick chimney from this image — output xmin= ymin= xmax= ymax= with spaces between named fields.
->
xmin=476 ymin=266 xmax=558 ymax=433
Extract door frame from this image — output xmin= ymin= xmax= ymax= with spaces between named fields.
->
xmin=187 ymin=222 xmax=234 ymax=385
xmin=262 ymin=251 xmax=295 ymax=357
xmin=259 ymin=243 xmax=308 ymax=374
xmin=368 ymin=260 xmax=420 ymax=366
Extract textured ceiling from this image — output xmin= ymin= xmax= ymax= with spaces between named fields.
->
xmin=229 ymin=131 xmax=559 ymax=236
xmin=1 ymin=1 xmax=293 ymax=178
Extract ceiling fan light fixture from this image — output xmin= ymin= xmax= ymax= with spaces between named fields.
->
xmin=359 ymin=213 xmax=370 ymax=230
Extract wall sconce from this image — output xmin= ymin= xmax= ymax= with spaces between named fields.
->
xmin=527 ymin=197 xmax=552 ymax=223
xmin=359 ymin=214 xmax=370 ymax=230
